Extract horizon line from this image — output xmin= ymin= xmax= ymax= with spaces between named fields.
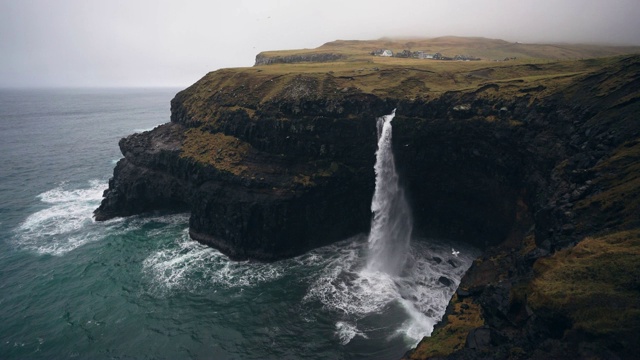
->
xmin=0 ymin=85 xmax=188 ymax=91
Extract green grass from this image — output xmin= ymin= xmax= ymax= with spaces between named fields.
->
xmin=406 ymin=295 xmax=485 ymax=359
xmin=182 ymin=54 xmax=639 ymax=119
xmin=179 ymin=127 xmax=343 ymax=188
xmin=530 ymin=229 xmax=640 ymax=337
xmin=576 ymin=139 xmax=640 ymax=232
xmin=180 ymin=127 xmax=251 ymax=176
xmin=171 ymin=37 xmax=640 ymax=126
xmin=260 ymin=36 xmax=640 ymax=64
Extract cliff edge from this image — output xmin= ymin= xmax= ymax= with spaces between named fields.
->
xmin=95 ymin=38 xmax=640 ymax=358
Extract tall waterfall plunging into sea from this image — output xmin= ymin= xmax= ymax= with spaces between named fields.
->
xmin=366 ymin=109 xmax=413 ymax=276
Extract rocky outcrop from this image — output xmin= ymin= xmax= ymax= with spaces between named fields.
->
xmin=94 ymin=122 xmax=190 ymax=220
xmin=95 ymin=116 xmax=379 ymax=260
xmin=96 ymin=50 xmax=640 ymax=358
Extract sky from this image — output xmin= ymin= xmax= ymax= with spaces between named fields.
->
xmin=1 ymin=0 xmax=639 ymax=88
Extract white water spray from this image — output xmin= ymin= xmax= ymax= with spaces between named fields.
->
xmin=366 ymin=109 xmax=413 ymax=276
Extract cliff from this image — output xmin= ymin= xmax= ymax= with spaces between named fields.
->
xmin=95 ymin=38 xmax=640 ymax=358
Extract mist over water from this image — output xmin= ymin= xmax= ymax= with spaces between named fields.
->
xmin=0 ymin=90 xmax=479 ymax=359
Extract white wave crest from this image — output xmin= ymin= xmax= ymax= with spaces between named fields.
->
xmin=142 ymin=234 xmax=285 ymax=293
xmin=335 ymin=321 xmax=368 ymax=345
xmin=133 ymin=126 xmax=158 ymax=133
xmin=13 ymin=180 xmax=107 ymax=255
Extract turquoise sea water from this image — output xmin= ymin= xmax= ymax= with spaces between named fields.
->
xmin=0 ymin=88 xmax=477 ymax=359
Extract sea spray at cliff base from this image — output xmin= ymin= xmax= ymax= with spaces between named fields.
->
xmin=0 ymin=90 xmax=478 ymax=359
xmin=304 ymin=110 xmax=478 ymax=345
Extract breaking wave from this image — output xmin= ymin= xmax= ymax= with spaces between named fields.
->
xmin=142 ymin=233 xmax=288 ymax=294
xmin=143 ymin=232 xmax=477 ymax=346
xmin=12 ymin=180 xmax=108 ymax=255
xmin=336 ymin=321 xmax=369 ymax=345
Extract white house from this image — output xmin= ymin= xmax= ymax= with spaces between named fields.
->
xmin=381 ymin=49 xmax=393 ymax=57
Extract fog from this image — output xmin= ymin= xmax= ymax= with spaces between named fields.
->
xmin=1 ymin=0 xmax=639 ymax=88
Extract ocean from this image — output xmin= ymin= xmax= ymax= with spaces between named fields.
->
xmin=0 ymin=88 xmax=477 ymax=359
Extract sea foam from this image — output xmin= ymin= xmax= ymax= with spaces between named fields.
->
xmin=13 ymin=180 xmax=107 ymax=255
xmin=142 ymin=233 xmax=286 ymax=294
xmin=336 ymin=321 xmax=368 ymax=345
xmin=304 ymin=238 xmax=477 ymax=345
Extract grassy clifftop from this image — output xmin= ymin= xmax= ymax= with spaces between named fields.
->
xmin=176 ymin=37 xmax=640 ymax=129
xmin=258 ymin=36 xmax=640 ymax=63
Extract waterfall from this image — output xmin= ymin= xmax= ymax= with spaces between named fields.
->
xmin=365 ymin=109 xmax=413 ymax=276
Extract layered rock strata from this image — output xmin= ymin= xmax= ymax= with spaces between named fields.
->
xmin=96 ymin=53 xmax=640 ymax=358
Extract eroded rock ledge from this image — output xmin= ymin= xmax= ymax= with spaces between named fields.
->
xmin=95 ymin=53 xmax=640 ymax=358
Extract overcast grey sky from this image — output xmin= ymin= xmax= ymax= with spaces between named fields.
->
xmin=1 ymin=0 xmax=639 ymax=88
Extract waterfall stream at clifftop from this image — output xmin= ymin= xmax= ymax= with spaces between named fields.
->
xmin=0 ymin=90 xmax=479 ymax=359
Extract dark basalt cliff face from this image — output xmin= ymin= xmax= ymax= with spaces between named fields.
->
xmin=95 ymin=54 xmax=640 ymax=358
xmin=97 ymin=88 xmax=390 ymax=260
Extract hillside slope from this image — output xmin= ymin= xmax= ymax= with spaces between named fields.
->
xmin=256 ymin=36 xmax=640 ymax=64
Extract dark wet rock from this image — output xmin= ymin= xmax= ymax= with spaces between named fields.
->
xmin=438 ymin=276 xmax=453 ymax=287
xmin=94 ymin=122 xmax=190 ymax=221
xmin=465 ymin=327 xmax=492 ymax=349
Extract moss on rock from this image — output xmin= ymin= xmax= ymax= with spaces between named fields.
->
xmin=180 ymin=127 xmax=251 ymax=176
xmin=530 ymin=230 xmax=640 ymax=349
xmin=404 ymin=295 xmax=485 ymax=359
